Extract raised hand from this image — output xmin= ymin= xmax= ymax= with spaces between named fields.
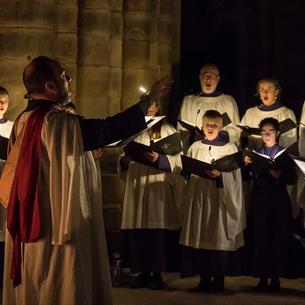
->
xmin=148 ymin=75 xmax=173 ymax=102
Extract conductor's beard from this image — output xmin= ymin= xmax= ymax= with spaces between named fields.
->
xmin=58 ymin=87 xmax=72 ymax=105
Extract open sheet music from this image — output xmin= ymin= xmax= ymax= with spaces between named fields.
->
xmin=106 ymin=115 xmax=165 ymax=147
xmin=244 ymin=148 xmax=287 ymax=173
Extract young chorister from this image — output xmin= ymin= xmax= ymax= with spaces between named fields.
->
xmin=244 ymin=117 xmax=297 ymax=290
xmin=179 ymin=110 xmax=245 ymax=293
xmin=120 ymin=101 xmax=183 ymax=290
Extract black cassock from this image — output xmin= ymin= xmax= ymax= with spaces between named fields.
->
xmin=245 ymin=150 xmax=297 ymax=277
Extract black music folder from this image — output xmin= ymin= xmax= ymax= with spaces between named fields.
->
xmin=237 ymin=125 xmax=261 ymax=135
xmin=244 ymin=148 xmax=287 ymax=173
xmin=124 ymin=133 xmax=182 ymax=166
xmin=181 ymin=152 xmax=242 ymax=178
xmin=279 ymin=118 xmax=297 ymax=134
xmin=221 ymin=112 xmax=232 ymax=127
xmin=106 ymin=115 xmax=165 ymax=147
xmin=123 ymin=141 xmax=154 ymax=167
xmin=151 ymin=132 xmax=182 ymax=155
xmin=238 ymin=118 xmax=297 ymax=136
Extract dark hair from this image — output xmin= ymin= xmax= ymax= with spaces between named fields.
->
xmin=23 ymin=56 xmax=61 ymax=97
xmin=259 ymin=117 xmax=280 ymax=131
xmin=0 ymin=86 xmax=9 ymax=95
xmin=256 ymin=77 xmax=282 ymax=101
xmin=203 ymin=109 xmax=222 ymax=121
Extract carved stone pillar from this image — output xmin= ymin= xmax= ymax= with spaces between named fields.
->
xmin=121 ymin=0 xmax=180 ymax=109
xmin=54 ymin=0 xmax=78 ymax=98
xmin=0 ymin=0 xmax=55 ymax=118
xmin=77 ymin=0 xmax=111 ymax=117
xmin=122 ymin=0 xmax=155 ymax=108
xmin=109 ymin=0 xmax=123 ymax=115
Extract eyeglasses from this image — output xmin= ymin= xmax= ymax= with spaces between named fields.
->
xmin=260 ymin=130 xmax=277 ymax=136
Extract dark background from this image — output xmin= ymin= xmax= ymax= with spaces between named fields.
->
xmin=178 ymin=0 xmax=305 ymax=119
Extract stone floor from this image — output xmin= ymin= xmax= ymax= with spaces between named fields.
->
xmin=1 ymin=275 xmax=305 ymax=305
xmin=112 ymin=274 xmax=305 ymax=305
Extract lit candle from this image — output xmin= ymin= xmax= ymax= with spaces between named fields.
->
xmin=139 ymin=86 xmax=147 ymax=94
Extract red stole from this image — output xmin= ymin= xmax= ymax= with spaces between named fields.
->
xmin=7 ymin=105 xmax=52 ymax=287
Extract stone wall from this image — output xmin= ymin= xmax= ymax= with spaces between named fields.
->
xmin=0 ymin=0 xmax=181 ymax=236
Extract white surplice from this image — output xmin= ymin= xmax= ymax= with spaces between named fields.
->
xmin=1 ymin=110 xmax=112 ymax=305
xmin=179 ymin=141 xmax=245 ymax=251
xmin=121 ymin=123 xmax=184 ymax=230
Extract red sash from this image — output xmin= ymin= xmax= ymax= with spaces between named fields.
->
xmin=7 ymin=105 xmax=52 ymax=287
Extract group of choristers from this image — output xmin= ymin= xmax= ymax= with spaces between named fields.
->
xmin=119 ymin=64 xmax=305 ymax=293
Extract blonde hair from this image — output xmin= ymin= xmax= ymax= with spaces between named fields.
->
xmin=202 ymin=110 xmax=223 ymax=125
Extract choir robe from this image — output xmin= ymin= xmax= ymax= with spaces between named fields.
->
xmin=179 ymin=140 xmax=246 ymax=276
xmin=121 ymin=123 xmax=184 ymax=272
xmin=245 ymin=145 xmax=297 ymax=278
xmin=240 ymin=104 xmax=297 ymax=150
xmin=0 ymin=100 xmax=147 ymax=305
xmin=178 ymin=93 xmax=241 ymax=149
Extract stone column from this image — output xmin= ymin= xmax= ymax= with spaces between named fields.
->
xmin=122 ymin=0 xmax=155 ymax=109
xmin=109 ymin=0 xmax=123 ymax=115
xmin=157 ymin=0 xmax=181 ymax=119
xmin=122 ymin=0 xmax=180 ymax=110
xmin=54 ymin=0 xmax=78 ymax=98
xmin=77 ymin=0 xmax=111 ymax=117
xmin=0 ymin=0 xmax=55 ymax=118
